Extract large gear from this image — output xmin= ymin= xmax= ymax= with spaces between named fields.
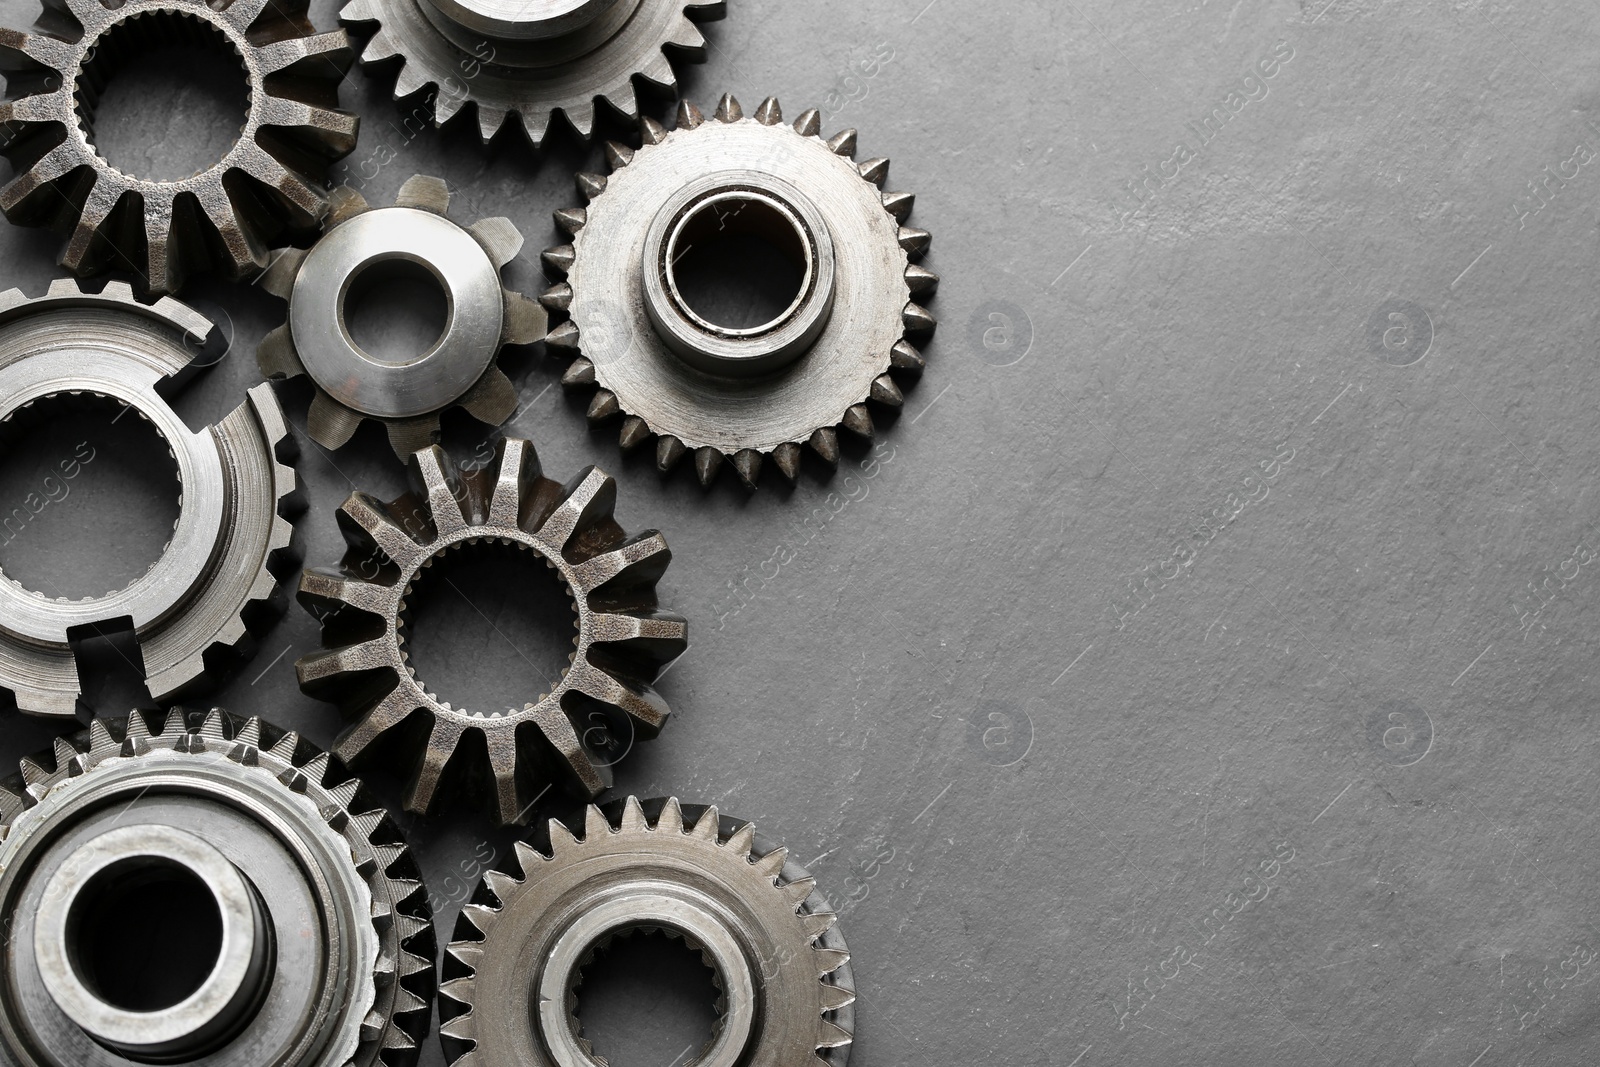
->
xmin=0 ymin=278 xmax=301 ymax=718
xmin=541 ymin=93 xmax=937 ymax=490
xmin=257 ymin=175 xmax=545 ymax=460
xmin=0 ymin=708 xmax=435 ymax=1067
xmin=296 ymin=438 xmax=688 ymax=825
xmin=439 ymin=796 xmax=855 ymax=1067
xmin=0 ymin=0 xmax=358 ymax=295
xmin=340 ymin=0 xmax=723 ymax=146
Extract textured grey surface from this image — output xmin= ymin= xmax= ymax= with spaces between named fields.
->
xmin=2 ymin=0 xmax=1600 ymax=1065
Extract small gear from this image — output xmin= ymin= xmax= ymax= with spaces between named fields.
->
xmin=541 ymin=93 xmax=937 ymax=490
xmin=0 ymin=0 xmax=358 ymax=294
xmin=257 ymin=174 xmax=545 ymax=460
xmin=340 ymin=0 xmax=723 ymax=146
xmin=439 ymin=796 xmax=855 ymax=1067
xmin=296 ymin=438 xmax=688 ymax=825
xmin=0 ymin=708 xmax=435 ymax=1067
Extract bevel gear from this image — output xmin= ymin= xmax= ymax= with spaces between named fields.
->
xmin=340 ymin=0 xmax=723 ymax=146
xmin=0 ymin=278 xmax=301 ymax=718
xmin=439 ymin=796 xmax=855 ymax=1067
xmin=541 ymin=93 xmax=937 ymax=490
xmin=257 ymin=174 xmax=545 ymax=461
xmin=295 ymin=438 xmax=688 ymax=825
xmin=0 ymin=0 xmax=358 ymax=295
xmin=0 ymin=708 xmax=435 ymax=1067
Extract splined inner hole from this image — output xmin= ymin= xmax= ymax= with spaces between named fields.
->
xmin=0 ymin=393 xmax=181 ymax=599
xmin=573 ymin=929 xmax=723 ymax=1067
xmin=75 ymin=11 xmax=252 ymax=182
xmin=670 ymin=196 xmax=808 ymax=332
xmin=342 ymin=258 xmax=452 ymax=366
xmin=400 ymin=539 xmax=577 ymax=717
xmin=67 ymin=856 xmax=224 ymax=1012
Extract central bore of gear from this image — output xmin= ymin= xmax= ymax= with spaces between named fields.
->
xmin=572 ymin=929 xmax=723 ymax=1067
xmin=670 ymin=195 xmax=809 ymax=332
xmin=343 ymin=258 xmax=453 ymax=365
xmin=75 ymin=11 xmax=252 ymax=182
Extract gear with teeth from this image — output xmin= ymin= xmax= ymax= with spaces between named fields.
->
xmin=257 ymin=174 xmax=545 ymax=460
xmin=0 ymin=278 xmax=301 ymax=718
xmin=440 ymin=796 xmax=855 ymax=1067
xmin=541 ymin=92 xmax=937 ymax=490
xmin=340 ymin=0 xmax=723 ymax=146
xmin=0 ymin=0 xmax=358 ymax=295
xmin=0 ymin=708 xmax=435 ymax=1067
xmin=295 ymin=438 xmax=688 ymax=825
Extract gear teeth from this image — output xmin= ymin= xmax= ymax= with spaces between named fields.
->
xmin=753 ymin=846 xmax=788 ymax=881
xmin=819 ymin=982 xmax=855 ymax=1012
xmin=543 ymin=244 xmax=577 ymax=276
xmin=88 ymin=719 xmax=117 ymax=754
xmin=396 ymin=174 xmax=452 ymax=215
xmin=801 ymin=911 xmax=838 ymax=942
xmin=604 ymin=141 xmax=635 ymax=169
xmin=725 ymin=821 xmax=756 ymax=856
xmin=513 ymin=840 xmax=546 ymax=874
xmin=618 ymin=415 xmax=652 ymax=452
xmin=781 ymin=876 xmax=816 ymax=909
xmin=549 ymin=816 xmax=582 ymax=852
xmin=793 ymin=108 xmax=822 ymax=137
xmin=883 ymin=189 xmax=916 ymax=221
xmin=541 ymin=282 xmax=574 ymax=311
xmin=858 ymin=157 xmax=890 ymax=187
xmin=469 ymin=217 xmax=524 ymax=267
xmin=903 ymin=302 xmax=937 ymax=336
xmin=677 ymin=99 xmax=706 ymax=129
xmin=905 ymin=263 xmax=939 ymax=297
xmin=732 ymin=449 xmax=763 ymax=489
xmin=554 ymin=207 xmax=587 ymax=236
xmin=714 ymin=93 xmax=743 ymax=122
xmin=813 ymin=945 xmax=850 ymax=977
xmin=561 ymin=356 xmax=597 ymax=387
xmin=656 ymin=434 xmax=687 ymax=472
xmin=658 ymin=797 xmax=686 ymax=833
xmin=546 ymin=319 xmax=581 ymax=350
xmin=620 ymin=795 xmax=650 ymax=831
xmin=587 ymin=389 xmax=621 ymax=422
xmin=575 ymin=172 xmax=608 ymax=202
xmin=870 ymin=374 xmax=905 ymax=408
xmin=890 ymin=340 xmax=926 ymax=376
xmin=690 ymin=805 xmax=721 ymax=840
xmin=694 ymin=447 xmax=723 ymax=487
xmin=817 ymin=1019 xmax=853 ymax=1049
xmin=772 ymin=442 xmax=802 ymax=482
xmin=898 ymin=226 xmax=932 ymax=258
xmin=841 ymin=404 xmax=875 ymax=440
xmin=808 ymin=427 xmax=840 ymax=466
xmin=826 ymin=129 xmax=858 ymax=157
xmin=754 ymin=96 xmax=783 ymax=125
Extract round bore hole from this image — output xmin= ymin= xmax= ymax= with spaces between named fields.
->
xmin=75 ymin=12 xmax=252 ymax=182
xmin=342 ymin=259 xmax=452 ymax=366
xmin=668 ymin=195 xmax=809 ymax=333
xmin=67 ymin=856 xmax=224 ymax=1012
xmin=573 ymin=930 xmax=722 ymax=1067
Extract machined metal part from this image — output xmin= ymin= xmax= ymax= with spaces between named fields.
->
xmin=0 ymin=0 xmax=358 ymax=295
xmin=340 ymin=0 xmax=723 ymax=146
xmin=0 ymin=279 xmax=302 ymax=718
xmin=295 ymin=438 xmax=688 ymax=825
xmin=0 ymin=708 xmax=436 ymax=1067
xmin=440 ymin=796 xmax=855 ymax=1067
xmin=541 ymin=93 xmax=938 ymax=490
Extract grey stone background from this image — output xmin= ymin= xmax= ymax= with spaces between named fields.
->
xmin=3 ymin=0 xmax=1600 ymax=1064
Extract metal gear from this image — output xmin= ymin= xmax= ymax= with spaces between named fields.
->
xmin=540 ymin=93 xmax=938 ymax=490
xmin=295 ymin=437 xmax=688 ymax=825
xmin=0 ymin=708 xmax=435 ymax=1067
xmin=439 ymin=796 xmax=855 ymax=1067
xmin=0 ymin=278 xmax=302 ymax=718
xmin=257 ymin=174 xmax=545 ymax=461
xmin=340 ymin=0 xmax=723 ymax=146
xmin=0 ymin=0 xmax=358 ymax=295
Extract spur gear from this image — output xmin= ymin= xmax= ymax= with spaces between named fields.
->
xmin=257 ymin=174 xmax=545 ymax=460
xmin=340 ymin=0 xmax=723 ymax=146
xmin=440 ymin=796 xmax=855 ymax=1067
xmin=295 ymin=438 xmax=688 ymax=825
xmin=0 ymin=278 xmax=301 ymax=718
xmin=541 ymin=93 xmax=937 ymax=490
xmin=0 ymin=708 xmax=436 ymax=1067
xmin=0 ymin=0 xmax=358 ymax=295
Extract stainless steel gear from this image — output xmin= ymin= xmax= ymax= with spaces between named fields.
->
xmin=257 ymin=175 xmax=545 ymax=460
xmin=340 ymin=0 xmax=723 ymax=145
xmin=0 ymin=708 xmax=436 ymax=1067
xmin=0 ymin=0 xmax=358 ymax=295
xmin=296 ymin=437 xmax=688 ymax=825
xmin=0 ymin=278 xmax=302 ymax=718
xmin=439 ymin=796 xmax=855 ymax=1067
xmin=540 ymin=93 xmax=938 ymax=490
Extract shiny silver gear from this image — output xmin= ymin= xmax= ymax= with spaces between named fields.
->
xmin=0 ymin=278 xmax=301 ymax=718
xmin=440 ymin=796 xmax=854 ymax=1067
xmin=340 ymin=0 xmax=723 ymax=146
xmin=295 ymin=438 xmax=688 ymax=825
xmin=257 ymin=175 xmax=545 ymax=461
xmin=0 ymin=708 xmax=435 ymax=1067
xmin=541 ymin=93 xmax=937 ymax=490
xmin=0 ymin=0 xmax=358 ymax=295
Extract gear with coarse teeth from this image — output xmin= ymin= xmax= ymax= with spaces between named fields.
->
xmin=0 ymin=0 xmax=358 ymax=295
xmin=439 ymin=796 xmax=855 ymax=1067
xmin=0 ymin=708 xmax=436 ymax=1067
xmin=257 ymin=174 xmax=545 ymax=461
xmin=339 ymin=0 xmax=724 ymax=147
xmin=295 ymin=437 xmax=688 ymax=826
xmin=541 ymin=92 xmax=937 ymax=491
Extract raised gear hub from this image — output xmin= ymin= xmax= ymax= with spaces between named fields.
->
xmin=0 ymin=0 xmax=359 ymax=295
xmin=439 ymin=796 xmax=855 ymax=1067
xmin=295 ymin=438 xmax=688 ymax=825
xmin=0 ymin=708 xmax=435 ymax=1067
xmin=541 ymin=93 xmax=938 ymax=490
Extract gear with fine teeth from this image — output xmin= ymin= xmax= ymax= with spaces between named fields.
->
xmin=295 ymin=438 xmax=688 ymax=825
xmin=0 ymin=708 xmax=436 ymax=1067
xmin=0 ymin=0 xmax=358 ymax=295
xmin=340 ymin=0 xmax=724 ymax=146
xmin=440 ymin=796 xmax=855 ymax=1067
xmin=0 ymin=279 xmax=302 ymax=718
xmin=542 ymin=93 xmax=937 ymax=491
xmin=257 ymin=174 xmax=545 ymax=460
